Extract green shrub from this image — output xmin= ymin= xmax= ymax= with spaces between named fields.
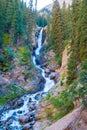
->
xmin=0 ymin=97 xmax=5 ymax=105
xmin=46 ymin=108 xmax=53 ymax=120
xmin=60 ymin=80 xmax=64 ymax=86
xmin=46 ymin=93 xmax=51 ymax=100
xmin=0 ymin=47 xmax=15 ymax=71
xmin=67 ymin=53 xmax=77 ymax=85
xmin=0 ymin=85 xmax=27 ymax=105
xmin=53 ymin=111 xmax=68 ymax=121
xmin=63 ymin=39 xmax=70 ymax=48
xmin=16 ymin=46 xmax=31 ymax=65
xmin=4 ymin=47 xmax=14 ymax=58
xmin=55 ymin=53 xmax=62 ymax=66
xmin=78 ymin=60 xmax=87 ymax=106
xmin=51 ymin=91 xmax=74 ymax=113
xmin=3 ymin=33 xmax=10 ymax=46
xmin=0 ymin=54 xmax=6 ymax=62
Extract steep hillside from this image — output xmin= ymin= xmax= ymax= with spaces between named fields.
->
xmin=39 ymin=0 xmax=72 ymax=14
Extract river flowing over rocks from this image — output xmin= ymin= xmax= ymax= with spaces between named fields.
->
xmin=0 ymin=28 xmax=55 ymax=130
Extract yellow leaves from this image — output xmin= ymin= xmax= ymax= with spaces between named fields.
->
xmin=3 ymin=33 xmax=10 ymax=46
xmin=19 ymin=46 xmax=27 ymax=54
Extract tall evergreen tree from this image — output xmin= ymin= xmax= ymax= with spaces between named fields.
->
xmin=28 ymin=0 xmax=33 ymax=44
xmin=52 ymin=0 xmax=63 ymax=65
xmin=79 ymin=0 xmax=87 ymax=62
xmin=67 ymin=0 xmax=81 ymax=85
xmin=0 ymin=0 xmax=6 ymax=45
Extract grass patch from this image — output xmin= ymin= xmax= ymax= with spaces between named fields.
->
xmin=0 ymin=85 xmax=27 ymax=105
xmin=0 ymin=97 xmax=6 ymax=105
xmin=16 ymin=46 xmax=31 ymax=66
xmin=46 ymin=93 xmax=51 ymax=100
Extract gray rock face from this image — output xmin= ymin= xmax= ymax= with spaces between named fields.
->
xmin=19 ymin=114 xmax=33 ymax=124
xmin=50 ymin=72 xmax=58 ymax=80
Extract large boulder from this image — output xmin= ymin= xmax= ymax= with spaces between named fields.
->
xmin=19 ymin=114 xmax=33 ymax=124
xmin=29 ymin=104 xmax=36 ymax=111
xmin=23 ymin=124 xmax=32 ymax=130
xmin=17 ymin=99 xmax=24 ymax=106
xmin=50 ymin=72 xmax=58 ymax=80
xmin=13 ymin=99 xmax=24 ymax=109
xmin=45 ymin=69 xmax=51 ymax=75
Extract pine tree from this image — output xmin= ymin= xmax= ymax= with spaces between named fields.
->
xmin=11 ymin=0 xmax=24 ymax=44
xmin=67 ymin=0 xmax=81 ymax=85
xmin=61 ymin=1 xmax=71 ymax=42
xmin=52 ymin=0 xmax=63 ymax=53
xmin=0 ymin=0 xmax=6 ymax=45
xmin=28 ymin=0 xmax=33 ymax=44
xmin=79 ymin=0 xmax=87 ymax=62
xmin=5 ymin=0 xmax=13 ymax=33
xmin=52 ymin=0 xmax=63 ymax=65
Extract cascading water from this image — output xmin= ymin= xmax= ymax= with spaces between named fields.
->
xmin=33 ymin=28 xmax=55 ymax=92
xmin=0 ymin=28 xmax=55 ymax=130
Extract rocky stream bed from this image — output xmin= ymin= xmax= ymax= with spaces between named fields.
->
xmin=0 ymin=28 xmax=57 ymax=130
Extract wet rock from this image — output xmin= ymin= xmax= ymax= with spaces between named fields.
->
xmin=35 ymin=93 xmax=42 ymax=100
xmin=5 ymin=126 xmax=13 ymax=130
xmin=13 ymin=99 xmax=24 ymax=109
xmin=19 ymin=116 xmax=29 ymax=124
xmin=23 ymin=124 xmax=32 ymax=130
xmin=45 ymin=69 xmax=51 ymax=75
xmin=17 ymin=110 xmax=23 ymax=114
xmin=0 ymin=120 xmax=5 ymax=127
xmin=34 ymin=76 xmax=46 ymax=92
xmin=19 ymin=114 xmax=33 ymax=124
xmin=40 ymin=77 xmax=46 ymax=83
xmin=40 ymin=62 xmax=48 ymax=68
xmin=5 ymin=105 xmax=11 ymax=110
xmin=29 ymin=98 xmax=32 ymax=103
xmin=35 ymin=55 xmax=46 ymax=65
xmin=50 ymin=72 xmax=58 ymax=80
xmin=30 ymin=120 xmax=35 ymax=125
xmin=29 ymin=104 xmax=36 ymax=111
xmin=6 ymin=118 xmax=13 ymax=126
xmin=35 ymin=55 xmax=41 ymax=65
xmin=17 ymin=99 xmax=24 ymax=106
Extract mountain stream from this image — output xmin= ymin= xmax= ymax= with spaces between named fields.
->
xmin=0 ymin=28 xmax=55 ymax=130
